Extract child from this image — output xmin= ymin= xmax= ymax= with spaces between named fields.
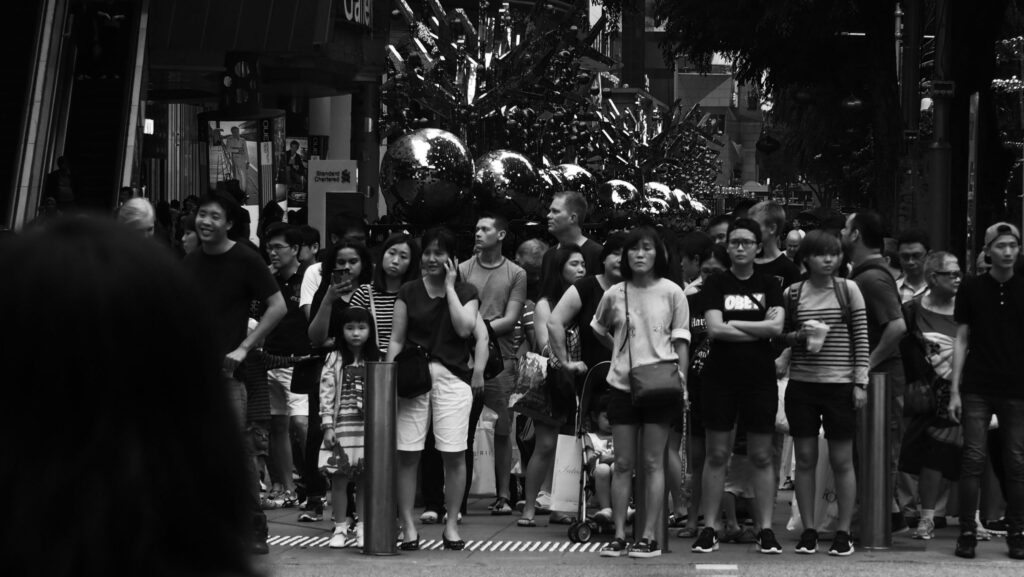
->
xmin=319 ymin=306 xmax=381 ymax=548
xmin=586 ymin=395 xmax=615 ymax=524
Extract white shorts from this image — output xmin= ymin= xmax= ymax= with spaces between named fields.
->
xmin=396 ymin=361 xmax=473 ymax=452
xmin=268 ymin=367 xmax=309 ymax=417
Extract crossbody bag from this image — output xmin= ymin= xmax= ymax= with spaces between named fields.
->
xmin=624 ymin=283 xmax=683 ymax=407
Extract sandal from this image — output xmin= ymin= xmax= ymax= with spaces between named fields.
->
xmin=668 ymin=513 xmax=687 ymax=528
xmin=517 ymin=518 xmax=537 ymax=527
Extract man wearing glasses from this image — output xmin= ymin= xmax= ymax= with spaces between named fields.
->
xmin=948 ymin=222 xmax=1024 ymax=560
xmin=896 ymin=230 xmax=931 ymax=304
xmin=262 ymin=223 xmax=314 ymax=509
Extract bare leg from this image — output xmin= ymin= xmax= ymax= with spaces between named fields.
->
xmin=667 ymin=429 xmax=686 ymax=517
xmin=594 ymin=463 xmax=612 ymax=509
xmin=397 ymin=450 xmax=420 ymax=541
xmin=828 ymin=439 xmax=856 ymax=533
xmin=441 ymin=451 xmax=467 ymax=541
xmin=494 ymin=433 xmax=512 ymax=500
xmin=700 ymin=428 xmax=735 ymax=532
xmin=270 ymin=414 xmax=295 ymax=492
xmin=686 ymin=435 xmax=707 ymax=531
xmin=793 ymin=436 xmax=819 ymax=531
xmin=747 ymin=432 xmax=777 ymax=530
xmin=640 ymin=422 xmax=671 ymax=540
xmin=521 ymin=423 xmax=558 ymax=521
xmin=332 ymin=473 xmax=351 ymax=525
xmin=611 ymin=424 xmax=638 ymax=541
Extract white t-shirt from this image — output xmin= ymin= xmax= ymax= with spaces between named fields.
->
xmin=299 ymin=262 xmax=323 ymax=308
xmin=590 ymin=278 xmax=691 ymax=392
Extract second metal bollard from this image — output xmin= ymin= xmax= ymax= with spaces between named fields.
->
xmin=363 ymin=361 xmax=397 ymax=555
xmin=857 ymin=372 xmax=891 ymax=550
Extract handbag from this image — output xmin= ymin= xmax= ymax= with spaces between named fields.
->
xmin=483 ymin=319 xmax=504 ymax=380
xmin=395 ymin=344 xmax=432 ymax=398
xmin=623 ymin=283 xmax=682 ymax=407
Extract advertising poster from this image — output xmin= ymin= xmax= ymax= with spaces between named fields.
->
xmin=207 ymin=120 xmax=258 ymax=201
xmin=281 ymin=136 xmax=309 ymax=209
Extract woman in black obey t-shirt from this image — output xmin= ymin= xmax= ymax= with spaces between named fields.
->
xmin=691 ymin=219 xmax=786 ymax=554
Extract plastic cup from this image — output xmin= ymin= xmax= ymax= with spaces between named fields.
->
xmin=804 ymin=320 xmax=830 ymax=354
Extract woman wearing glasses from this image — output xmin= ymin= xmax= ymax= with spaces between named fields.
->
xmin=691 ymin=218 xmax=786 ymax=555
xmin=899 ymin=252 xmax=964 ymax=541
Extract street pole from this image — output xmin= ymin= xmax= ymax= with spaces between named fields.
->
xmin=929 ymin=0 xmax=952 ymax=252
xmin=363 ymin=361 xmax=397 ymax=555
xmin=857 ymin=373 xmax=892 ymax=550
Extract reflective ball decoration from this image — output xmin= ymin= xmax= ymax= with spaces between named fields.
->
xmin=541 ymin=164 xmax=597 ymax=198
xmin=599 ymin=179 xmax=640 ymax=217
xmin=380 ymin=128 xmax=474 ymax=225
xmin=472 ymin=150 xmax=541 ymax=220
xmin=642 ymin=182 xmax=672 ymax=216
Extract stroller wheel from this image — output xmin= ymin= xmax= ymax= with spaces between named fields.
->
xmin=568 ymin=522 xmax=592 ymax=543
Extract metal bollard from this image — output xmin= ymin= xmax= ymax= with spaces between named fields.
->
xmin=857 ymin=372 xmax=891 ymax=550
xmin=363 ymin=362 xmax=397 ymax=555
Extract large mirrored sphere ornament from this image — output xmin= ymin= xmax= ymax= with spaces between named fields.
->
xmin=542 ymin=163 xmax=597 ymax=197
xmin=642 ymin=182 xmax=673 ymax=216
xmin=380 ymin=128 xmax=474 ymax=224
xmin=472 ymin=150 xmax=540 ymax=219
xmin=599 ymin=179 xmax=640 ymax=215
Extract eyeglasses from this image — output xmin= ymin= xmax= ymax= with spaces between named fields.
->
xmin=933 ymin=270 xmax=962 ymax=279
xmin=265 ymin=244 xmax=292 ymax=252
xmin=728 ymin=239 xmax=758 ymax=248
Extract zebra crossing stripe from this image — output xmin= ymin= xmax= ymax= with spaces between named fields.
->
xmin=500 ymin=541 xmax=513 ymax=551
xmin=421 ymin=539 xmax=437 ymax=549
xmin=267 ymin=536 xmax=288 ymax=545
xmin=509 ymin=541 xmax=523 ymax=551
xmin=267 ymin=535 xmax=620 ymax=553
xmin=569 ymin=542 xmax=582 ymax=552
xmin=467 ymin=540 xmax=482 ymax=551
xmin=557 ymin=542 xmax=570 ymax=552
xmin=429 ymin=540 xmax=444 ymax=550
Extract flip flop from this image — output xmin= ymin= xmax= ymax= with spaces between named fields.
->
xmin=517 ymin=518 xmax=537 ymax=527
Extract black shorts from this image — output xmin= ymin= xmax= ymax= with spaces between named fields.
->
xmin=701 ymin=377 xmax=777 ymax=435
xmin=606 ymin=388 xmax=682 ymax=427
xmin=784 ymin=380 xmax=857 ymax=440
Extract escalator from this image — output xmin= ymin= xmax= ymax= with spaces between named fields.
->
xmin=63 ymin=0 xmax=138 ymax=211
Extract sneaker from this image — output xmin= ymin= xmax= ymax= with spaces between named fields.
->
xmin=757 ymin=528 xmax=783 ymax=554
xmin=627 ymin=538 xmax=661 ymax=558
xmin=829 ymin=531 xmax=854 ymax=556
xmin=600 ymin=537 xmax=629 ymax=557
xmin=983 ymin=518 xmax=1010 ymax=536
xmin=491 ymin=498 xmax=512 ymax=516
xmin=913 ymin=518 xmax=935 ymax=540
xmin=691 ymin=527 xmax=719 ymax=553
xmin=795 ymin=529 xmax=818 ymax=554
xmin=592 ymin=508 xmax=612 ymax=524
xmin=298 ymin=510 xmax=323 ymax=522
xmin=535 ymin=491 xmax=552 ymax=514
xmin=955 ymin=532 xmax=977 ymax=559
xmin=420 ymin=510 xmax=439 ymax=524
xmin=329 ymin=524 xmax=351 ymax=548
xmin=354 ymin=522 xmax=364 ymax=549
xmin=1008 ymin=532 xmax=1024 ymax=560
xmin=549 ymin=511 xmax=575 ymax=525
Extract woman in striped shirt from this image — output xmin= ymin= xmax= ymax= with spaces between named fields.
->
xmin=781 ymin=230 xmax=870 ymax=556
xmin=350 ymin=233 xmax=421 ymax=354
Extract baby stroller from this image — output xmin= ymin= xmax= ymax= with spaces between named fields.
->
xmin=567 ymin=361 xmax=611 ymax=544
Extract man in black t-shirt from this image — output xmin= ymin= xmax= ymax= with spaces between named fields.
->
xmin=183 ymin=192 xmax=286 ymax=555
xmin=543 ymin=191 xmax=604 ymax=278
xmin=949 ymin=222 xmax=1024 ymax=560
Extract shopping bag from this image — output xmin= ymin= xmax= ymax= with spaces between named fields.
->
xmin=470 ymin=407 xmax=498 ymax=496
xmin=776 ymin=376 xmax=790 ymax=434
xmin=550 ymin=434 xmax=583 ymax=513
xmin=786 ymin=433 xmax=839 ymax=533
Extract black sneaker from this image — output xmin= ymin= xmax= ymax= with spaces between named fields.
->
xmin=627 ymin=538 xmax=661 ymax=558
xmin=691 ymin=527 xmax=719 ymax=553
xmin=1008 ymin=532 xmax=1024 ymax=560
xmin=756 ymin=528 xmax=783 ymax=554
xmin=983 ymin=518 xmax=1009 ymax=536
xmin=955 ymin=532 xmax=977 ymax=559
xmin=600 ymin=537 xmax=629 ymax=558
xmin=795 ymin=528 xmax=818 ymax=554
xmin=828 ymin=531 xmax=854 ymax=556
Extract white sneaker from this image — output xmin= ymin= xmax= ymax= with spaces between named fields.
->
xmin=420 ymin=510 xmax=439 ymax=524
xmin=354 ymin=521 xmax=364 ymax=548
xmin=913 ymin=518 xmax=935 ymax=540
xmin=329 ymin=523 xmax=351 ymax=548
xmin=535 ymin=491 xmax=552 ymax=510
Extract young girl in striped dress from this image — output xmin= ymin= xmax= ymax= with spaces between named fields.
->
xmin=319 ymin=306 xmax=381 ymax=548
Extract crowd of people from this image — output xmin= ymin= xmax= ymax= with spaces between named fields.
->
xmin=5 ymin=187 xmax=1023 ymax=573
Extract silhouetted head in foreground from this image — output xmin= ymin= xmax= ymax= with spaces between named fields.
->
xmin=0 ymin=218 xmax=257 ymax=576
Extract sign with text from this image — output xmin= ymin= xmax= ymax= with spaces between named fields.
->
xmin=309 ymin=159 xmax=359 ymax=241
xmin=341 ymin=0 xmax=372 ymax=29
